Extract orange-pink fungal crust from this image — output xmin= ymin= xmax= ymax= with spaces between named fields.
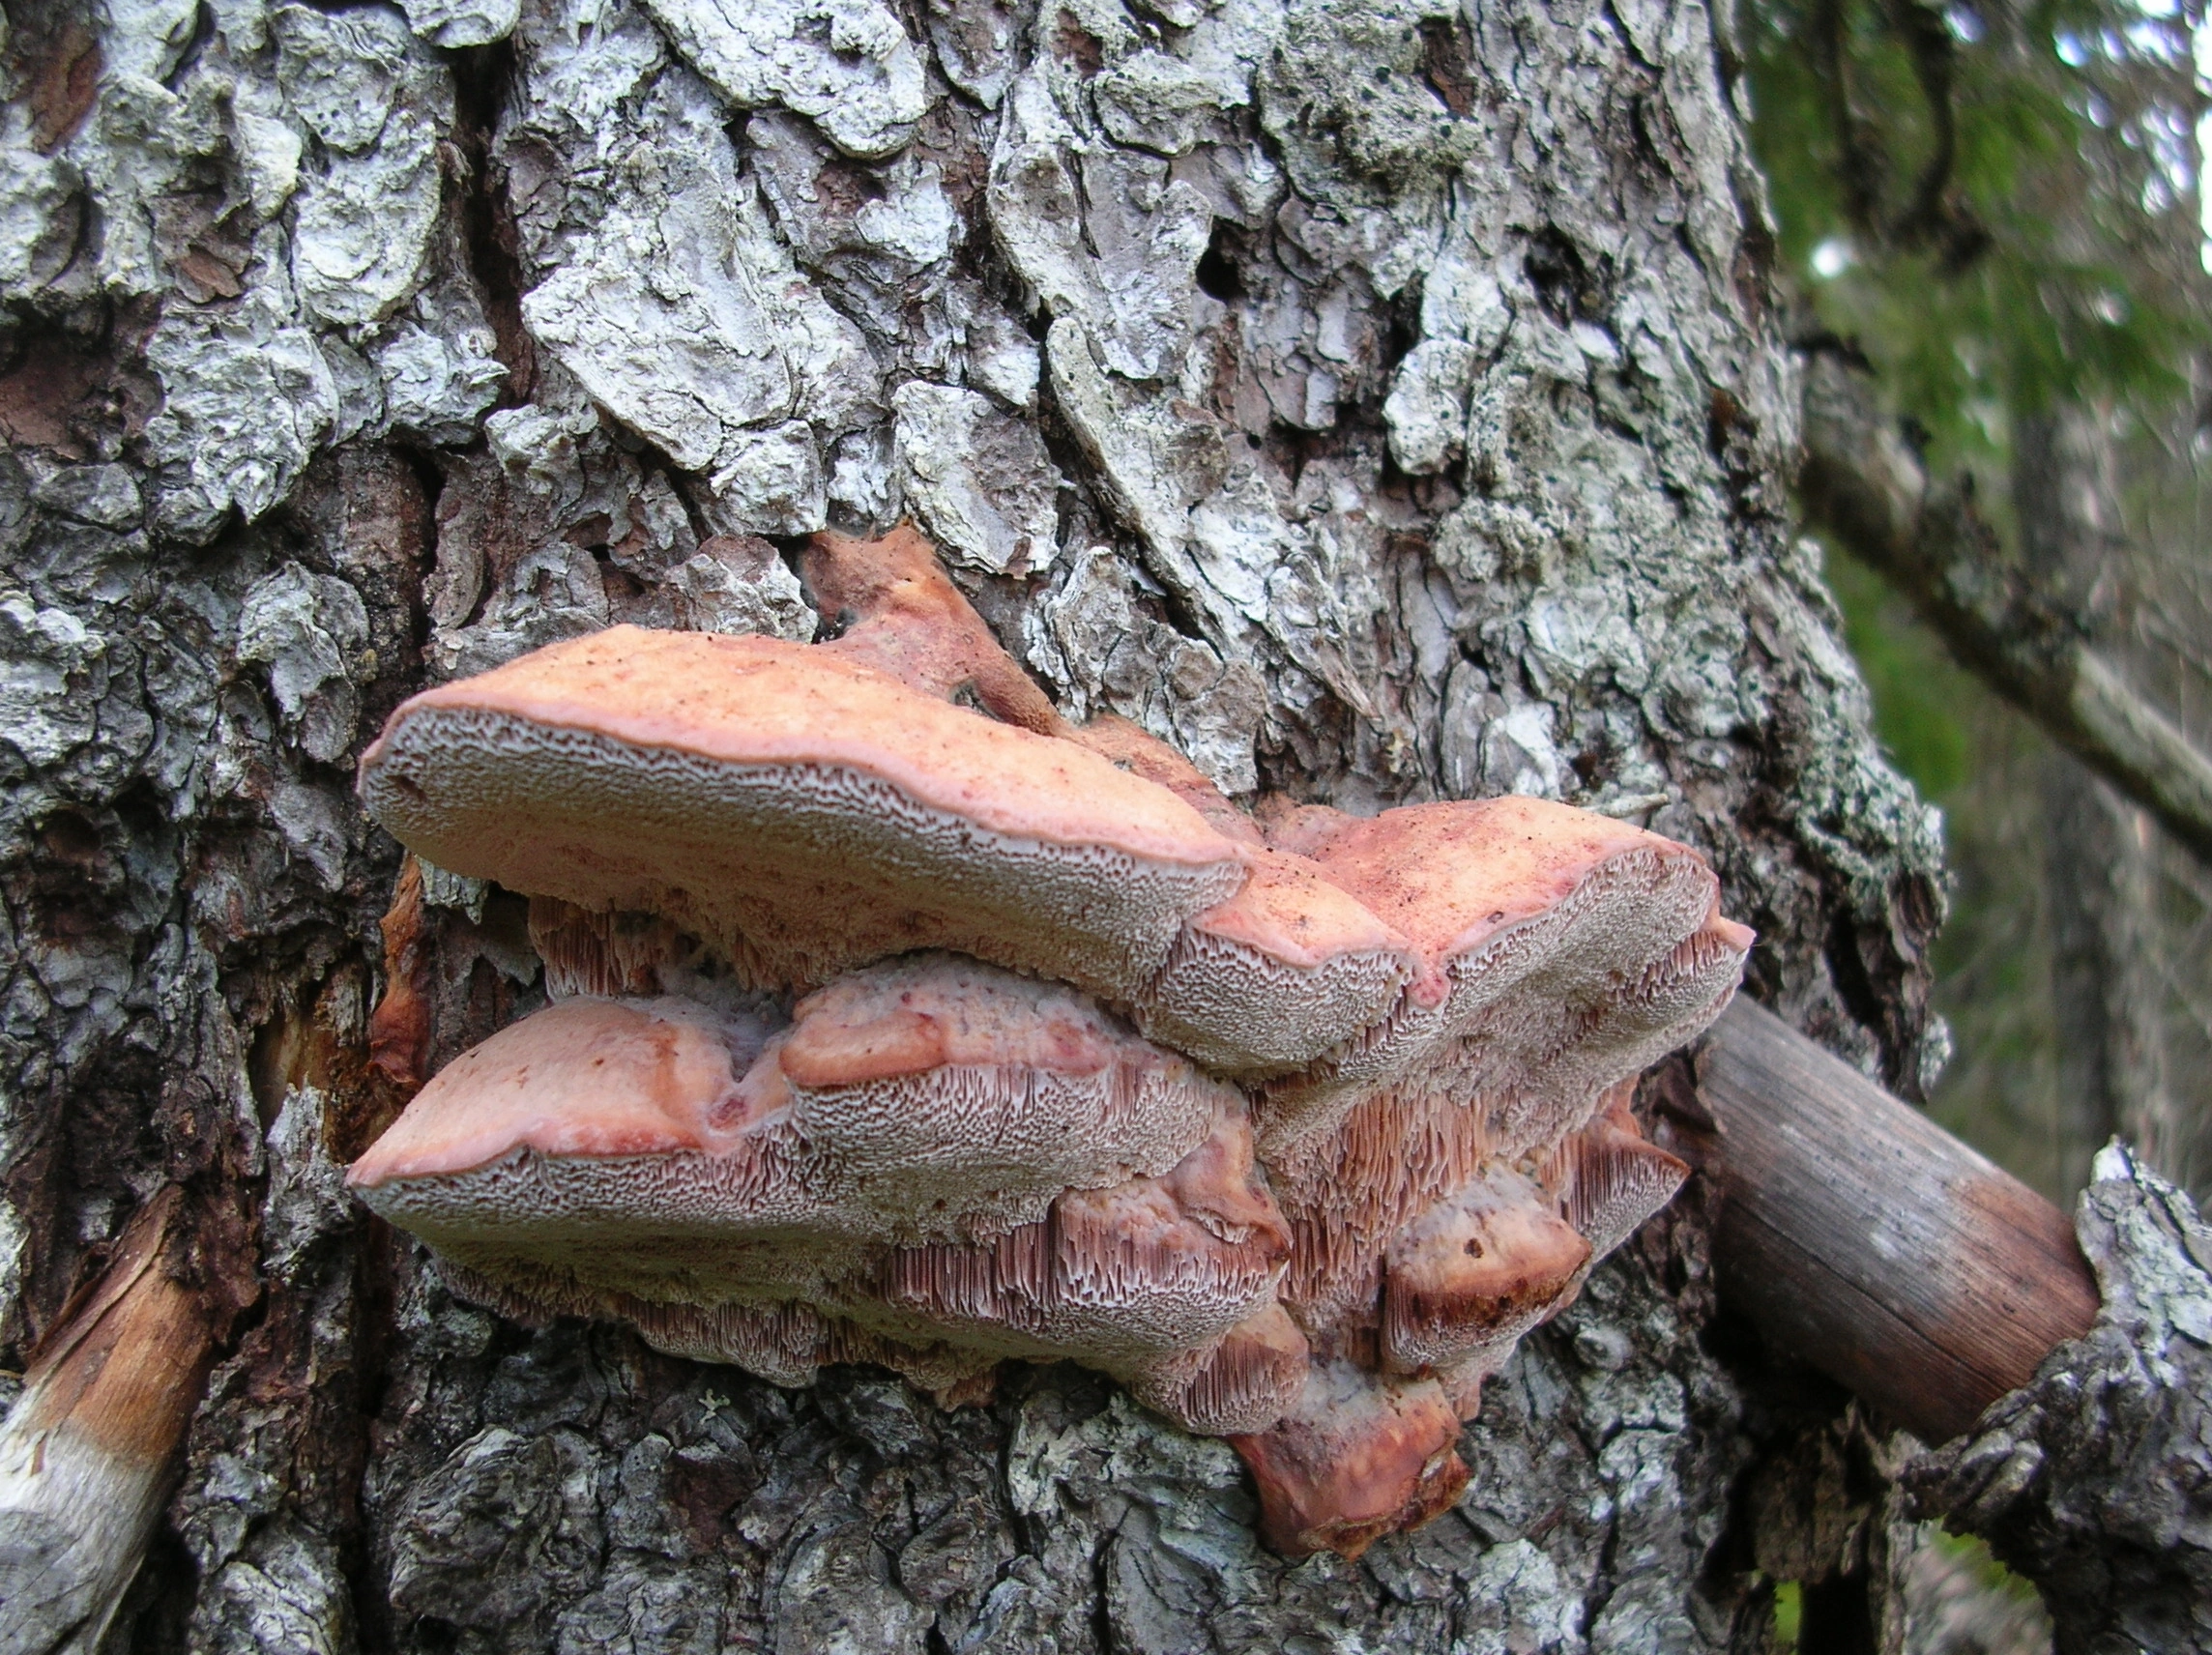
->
xmin=865 ymin=1095 xmax=1291 ymax=1369
xmin=1175 ymin=849 xmax=1407 ymax=972
xmin=526 ymin=899 xmax=693 ymax=1001
xmin=1278 ymin=796 xmax=1675 ymax=961
xmin=794 ymin=542 xmax=1422 ymax=1071
xmin=346 ymin=996 xmax=769 ymax=1187
xmin=1255 ymin=795 xmax=1752 ymax=1156
xmin=1132 ymin=846 xmax=1417 ymax=1074
xmin=804 ymin=526 xmax=1069 ymax=736
xmin=349 ymin=958 xmax=1297 ymax=1432
xmin=1230 ymin=1366 xmax=1470 ymax=1559
xmin=355 ymin=957 xmax=1229 ymax=1250
xmin=1129 ymin=1302 xmax=1311 ymax=1435
xmin=1542 ymin=1089 xmax=1694 ymax=1263
xmin=763 ymin=544 xmax=1412 ymax=1074
xmin=1037 ymin=711 xmax=1428 ymax=1072
xmin=1382 ymin=1167 xmax=1592 ymax=1375
xmin=779 ymin=958 xmax=1132 ymax=1089
xmin=1067 ymin=713 xmax=1267 ymax=846
xmin=361 ymin=628 xmax=1202 ymax=850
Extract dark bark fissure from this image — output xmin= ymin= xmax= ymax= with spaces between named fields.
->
xmin=448 ymin=38 xmax=537 ymax=409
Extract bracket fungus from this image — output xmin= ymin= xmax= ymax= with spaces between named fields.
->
xmin=353 ymin=526 xmax=1747 ymax=1558
xmin=351 ymin=957 xmax=1295 ymax=1424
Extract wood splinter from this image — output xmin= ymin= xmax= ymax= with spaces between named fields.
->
xmin=0 ymin=1189 xmax=237 ymax=1653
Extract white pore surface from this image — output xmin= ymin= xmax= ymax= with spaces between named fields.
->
xmin=1554 ymin=1123 xmax=1693 ymax=1263
xmin=1135 ymin=924 xmax=1413 ymax=1076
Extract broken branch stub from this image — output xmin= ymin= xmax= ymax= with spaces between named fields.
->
xmin=1663 ymin=999 xmax=2099 ymax=1444
xmin=352 ymin=524 xmax=1751 ymax=1559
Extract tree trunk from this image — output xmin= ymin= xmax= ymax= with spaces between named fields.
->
xmin=2011 ymin=407 xmax=2176 ymax=1191
xmin=0 ymin=0 xmax=1964 ymax=1648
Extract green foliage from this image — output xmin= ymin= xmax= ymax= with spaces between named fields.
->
xmin=1742 ymin=0 xmax=2209 ymax=466
xmin=1773 ymin=1579 xmax=1803 ymax=1646
xmin=1928 ymin=1528 xmax=2048 ymax=1605
xmin=1764 ymin=1539 xmax=2042 ymax=1650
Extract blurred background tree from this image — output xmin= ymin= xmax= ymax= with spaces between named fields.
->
xmin=1741 ymin=0 xmax=2212 ymax=1205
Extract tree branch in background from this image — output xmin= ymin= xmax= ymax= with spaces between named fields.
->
xmin=1796 ymin=348 xmax=2212 ymax=868
xmin=1810 ymin=0 xmax=1888 ymax=234
xmin=1884 ymin=0 xmax=1958 ymax=236
xmin=1878 ymin=0 xmax=1991 ymax=267
xmin=2010 ymin=406 xmax=2180 ymax=1185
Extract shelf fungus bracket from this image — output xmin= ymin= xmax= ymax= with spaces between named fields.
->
xmin=352 ymin=525 xmax=1751 ymax=1557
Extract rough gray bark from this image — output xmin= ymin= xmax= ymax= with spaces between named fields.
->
xmin=1906 ymin=1146 xmax=2212 ymax=1655
xmin=0 ymin=0 xmax=1961 ymax=1648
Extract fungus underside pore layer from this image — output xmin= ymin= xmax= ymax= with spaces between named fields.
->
xmin=351 ymin=527 xmax=1741 ymax=1559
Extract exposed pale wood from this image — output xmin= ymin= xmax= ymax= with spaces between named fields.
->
xmin=1658 ymin=999 xmax=2100 ymax=1443
xmin=0 ymin=1190 xmax=227 ymax=1655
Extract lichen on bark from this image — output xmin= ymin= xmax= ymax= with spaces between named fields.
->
xmin=1906 ymin=1147 xmax=2212 ymax=1654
